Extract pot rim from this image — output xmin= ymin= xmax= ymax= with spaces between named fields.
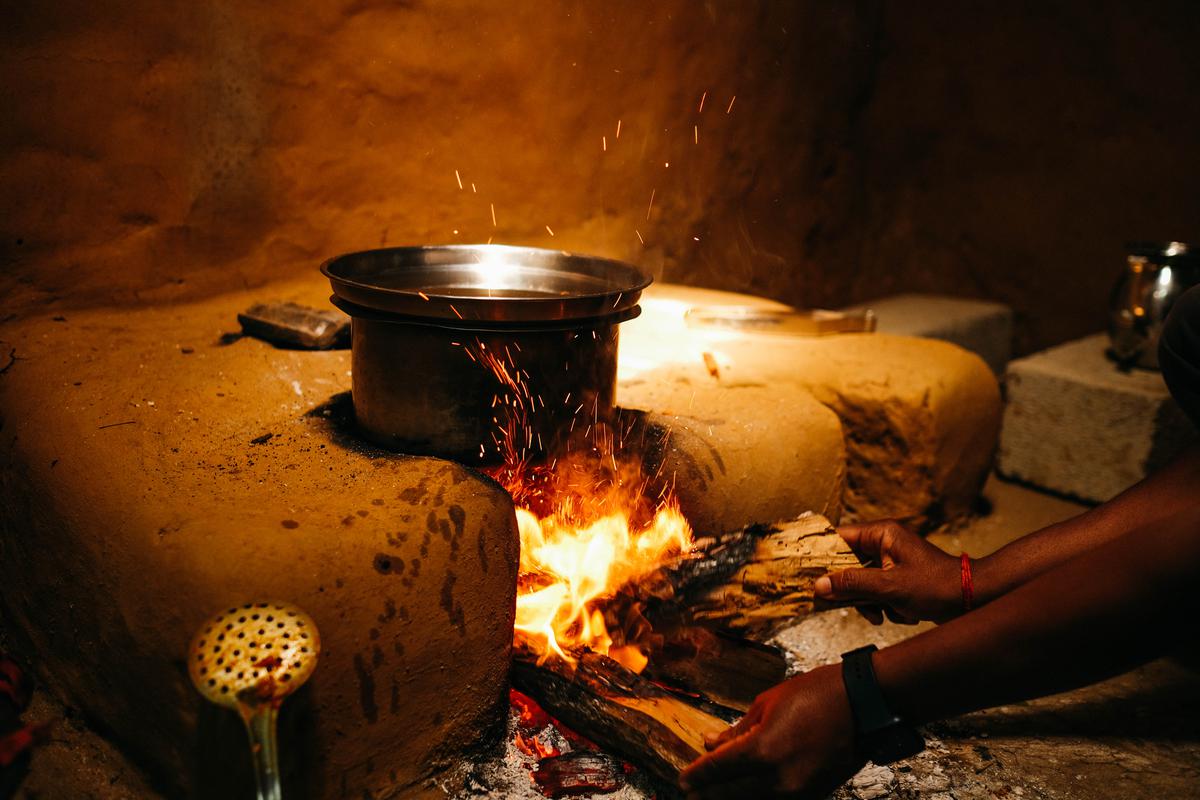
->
xmin=322 ymin=244 xmax=652 ymax=323
xmin=330 ymin=295 xmax=641 ymax=332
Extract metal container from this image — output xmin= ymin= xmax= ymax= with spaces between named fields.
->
xmin=683 ymin=307 xmax=877 ymax=336
xmin=1109 ymin=241 xmax=1200 ymax=369
xmin=322 ymin=245 xmax=650 ymax=462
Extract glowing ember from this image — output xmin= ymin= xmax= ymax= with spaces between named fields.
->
xmin=468 ymin=339 xmax=693 ymax=673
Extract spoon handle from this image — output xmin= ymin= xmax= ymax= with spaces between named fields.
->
xmin=242 ymin=704 xmax=283 ymax=800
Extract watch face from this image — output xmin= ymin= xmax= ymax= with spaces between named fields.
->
xmin=865 ymin=724 xmax=925 ymax=765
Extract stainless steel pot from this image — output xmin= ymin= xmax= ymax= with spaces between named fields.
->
xmin=322 ymin=245 xmax=650 ymax=462
xmin=1109 ymin=241 xmax=1200 ymax=369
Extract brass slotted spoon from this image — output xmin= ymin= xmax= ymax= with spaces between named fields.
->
xmin=188 ymin=602 xmax=320 ymax=800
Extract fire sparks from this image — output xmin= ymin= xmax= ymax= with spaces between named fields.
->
xmin=446 ymin=84 xmax=763 ymax=671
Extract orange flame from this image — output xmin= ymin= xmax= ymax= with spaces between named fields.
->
xmin=468 ymin=340 xmax=693 ymax=672
xmin=513 ymin=503 xmax=690 ymax=669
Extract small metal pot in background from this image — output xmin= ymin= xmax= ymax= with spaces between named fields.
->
xmin=322 ymin=245 xmax=650 ymax=463
xmin=1109 ymin=241 xmax=1200 ymax=370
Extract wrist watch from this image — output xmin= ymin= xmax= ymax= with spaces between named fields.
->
xmin=840 ymin=645 xmax=925 ymax=764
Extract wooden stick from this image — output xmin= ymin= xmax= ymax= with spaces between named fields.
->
xmin=644 ymin=626 xmax=786 ymax=712
xmin=648 ymin=513 xmax=861 ymax=640
xmin=511 ymin=650 xmax=736 ymax=786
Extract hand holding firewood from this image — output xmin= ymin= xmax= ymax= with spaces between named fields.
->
xmin=814 ymin=520 xmax=966 ymax=625
xmin=679 ymin=663 xmax=861 ymax=800
xmin=682 ymin=443 xmax=1200 ymax=797
xmin=595 ymin=299 xmax=1200 ymax=798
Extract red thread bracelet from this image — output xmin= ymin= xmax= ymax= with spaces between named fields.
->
xmin=960 ymin=552 xmax=975 ymax=611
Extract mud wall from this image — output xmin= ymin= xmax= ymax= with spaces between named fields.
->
xmin=3 ymin=0 xmax=1199 ymax=353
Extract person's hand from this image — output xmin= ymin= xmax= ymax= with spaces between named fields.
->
xmin=815 ymin=520 xmax=965 ymax=625
xmin=679 ymin=664 xmax=863 ymax=798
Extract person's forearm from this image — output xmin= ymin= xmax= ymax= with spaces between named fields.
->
xmin=974 ymin=443 xmax=1200 ymax=602
xmin=875 ymin=503 xmax=1200 ymax=725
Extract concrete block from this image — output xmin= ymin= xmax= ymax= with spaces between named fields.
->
xmin=998 ymin=333 xmax=1198 ymax=502
xmin=845 ymin=293 xmax=1013 ymax=374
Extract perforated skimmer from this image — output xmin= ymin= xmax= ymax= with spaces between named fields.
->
xmin=188 ymin=601 xmax=320 ymax=800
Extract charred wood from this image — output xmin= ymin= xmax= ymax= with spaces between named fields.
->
xmin=531 ymin=750 xmax=627 ymax=798
xmin=645 ymin=513 xmax=861 ymax=640
xmin=643 ymin=627 xmax=787 ymax=712
xmin=511 ymin=649 xmax=736 ymax=786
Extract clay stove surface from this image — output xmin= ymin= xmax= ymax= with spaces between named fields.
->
xmin=0 ymin=276 xmax=1001 ymax=797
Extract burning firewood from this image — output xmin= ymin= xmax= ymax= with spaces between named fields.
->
xmin=511 ymin=649 xmax=737 ymax=786
xmin=643 ymin=626 xmax=787 ymax=712
xmin=643 ymin=512 xmax=862 ymax=640
xmin=512 ymin=514 xmax=863 ymax=786
xmin=531 ymin=750 xmax=628 ymax=798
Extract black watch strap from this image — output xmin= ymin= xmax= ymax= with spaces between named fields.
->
xmin=841 ymin=645 xmax=924 ymax=764
xmin=841 ymin=645 xmax=896 ymax=731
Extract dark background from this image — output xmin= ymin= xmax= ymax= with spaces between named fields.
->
xmin=3 ymin=1 xmax=1198 ymax=354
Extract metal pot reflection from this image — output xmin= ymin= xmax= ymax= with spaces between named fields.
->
xmin=1108 ymin=241 xmax=1200 ymax=370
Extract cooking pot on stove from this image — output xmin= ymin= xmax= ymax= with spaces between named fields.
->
xmin=322 ymin=244 xmax=650 ymax=463
xmin=1108 ymin=241 xmax=1200 ymax=369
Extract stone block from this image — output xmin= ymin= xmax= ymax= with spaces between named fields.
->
xmin=997 ymin=333 xmax=1198 ymax=502
xmin=844 ymin=293 xmax=1014 ymax=374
